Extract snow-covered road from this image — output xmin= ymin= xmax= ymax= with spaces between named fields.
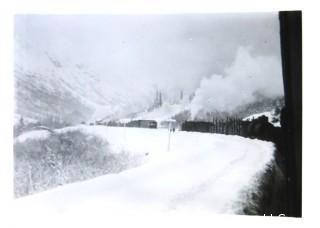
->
xmin=14 ymin=125 xmax=275 ymax=218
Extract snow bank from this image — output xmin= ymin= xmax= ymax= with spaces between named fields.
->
xmin=14 ymin=130 xmax=51 ymax=143
xmin=14 ymin=125 xmax=274 ymax=219
xmin=14 ymin=114 xmax=38 ymax=126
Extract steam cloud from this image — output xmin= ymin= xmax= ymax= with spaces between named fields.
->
xmin=189 ymin=47 xmax=284 ymax=118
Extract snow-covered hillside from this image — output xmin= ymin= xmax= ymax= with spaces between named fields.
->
xmin=14 ymin=31 xmax=157 ymax=124
xmin=15 ymin=52 xmax=156 ymax=124
xmin=133 ymin=103 xmax=186 ymax=122
xmin=15 ymin=39 xmax=284 ymax=126
xmin=14 ymin=125 xmax=275 ymax=216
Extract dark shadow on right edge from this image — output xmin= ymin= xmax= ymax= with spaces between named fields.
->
xmin=279 ymin=10 xmax=302 ymax=218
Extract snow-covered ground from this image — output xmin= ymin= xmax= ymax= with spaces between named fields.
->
xmin=134 ymin=103 xmax=186 ymax=122
xmin=14 ymin=125 xmax=275 ymax=217
xmin=14 ymin=129 xmax=51 ymax=144
xmin=14 ymin=114 xmax=38 ymax=126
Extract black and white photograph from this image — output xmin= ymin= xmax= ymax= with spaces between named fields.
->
xmin=12 ymin=11 xmax=302 ymax=218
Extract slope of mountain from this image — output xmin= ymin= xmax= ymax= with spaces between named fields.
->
xmin=133 ymin=102 xmax=187 ymax=121
xmin=14 ymin=48 xmax=155 ymax=125
xmin=15 ymin=65 xmax=94 ymax=124
xmin=15 ymin=38 xmax=285 ymax=127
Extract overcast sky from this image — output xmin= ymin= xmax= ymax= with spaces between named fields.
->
xmin=15 ymin=13 xmax=283 ymax=114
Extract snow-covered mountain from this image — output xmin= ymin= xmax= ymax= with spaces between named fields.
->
xmin=14 ymin=47 xmax=156 ymax=124
xmin=15 ymin=39 xmax=284 ymax=127
xmin=15 ymin=41 xmax=192 ymax=126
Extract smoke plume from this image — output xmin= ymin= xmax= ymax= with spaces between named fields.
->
xmin=189 ymin=46 xmax=284 ymax=118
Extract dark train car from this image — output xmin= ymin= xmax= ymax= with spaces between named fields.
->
xmin=241 ymin=115 xmax=282 ymax=144
xmin=181 ymin=121 xmax=213 ymax=133
xmin=126 ymin=120 xmax=157 ymax=129
xmin=240 ymin=120 xmax=251 ymax=137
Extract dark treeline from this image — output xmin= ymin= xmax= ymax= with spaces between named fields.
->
xmin=211 ymin=117 xmax=243 ymax=135
xmin=181 ymin=118 xmax=242 ymax=135
xmin=182 ymin=117 xmax=244 ymax=135
xmin=182 ymin=115 xmax=282 ymax=145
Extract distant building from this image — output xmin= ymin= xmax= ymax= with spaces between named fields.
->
xmin=181 ymin=121 xmax=213 ymax=133
xmin=159 ymin=119 xmax=177 ymax=130
xmin=127 ymin=120 xmax=157 ymax=129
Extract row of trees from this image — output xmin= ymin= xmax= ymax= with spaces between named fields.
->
xmin=149 ymin=89 xmax=188 ymax=111
xmin=182 ymin=118 xmax=244 ymax=135
xmin=211 ymin=117 xmax=244 ymax=135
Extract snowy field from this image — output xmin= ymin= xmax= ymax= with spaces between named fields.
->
xmin=14 ymin=125 xmax=275 ymax=219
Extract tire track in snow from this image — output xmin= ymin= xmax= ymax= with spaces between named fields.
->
xmin=168 ymin=139 xmax=273 ymax=211
xmin=168 ymin=148 xmax=248 ymax=209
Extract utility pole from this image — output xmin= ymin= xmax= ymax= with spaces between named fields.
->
xmin=122 ymin=121 xmax=127 ymax=151
xmin=167 ymin=122 xmax=172 ymax=152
